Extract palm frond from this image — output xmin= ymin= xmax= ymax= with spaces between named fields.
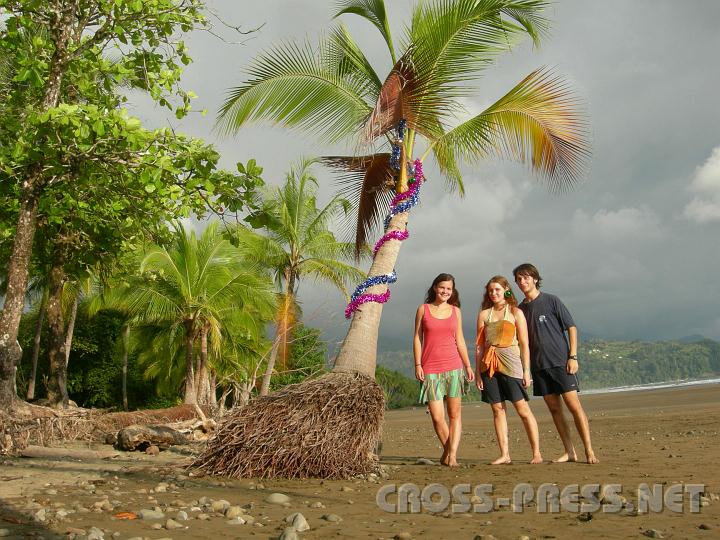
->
xmin=321 ymin=153 xmax=395 ymax=258
xmin=325 ymin=23 xmax=383 ymax=100
xmin=333 ymin=0 xmax=397 ymax=63
xmin=405 ymin=0 xmax=550 ymax=123
xmin=437 ymin=67 xmax=591 ymax=192
xmin=217 ymin=38 xmax=372 ymax=143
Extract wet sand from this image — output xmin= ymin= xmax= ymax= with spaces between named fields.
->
xmin=1 ymin=384 xmax=718 ymax=539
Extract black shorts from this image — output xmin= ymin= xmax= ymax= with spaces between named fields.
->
xmin=481 ymin=372 xmax=529 ymax=404
xmin=532 ymin=366 xmax=580 ymax=397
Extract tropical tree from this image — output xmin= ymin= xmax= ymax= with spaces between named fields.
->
xmin=196 ymin=0 xmax=590 ymax=478
xmin=230 ymin=159 xmax=366 ymax=395
xmin=109 ymin=223 xmax=276 ymax=405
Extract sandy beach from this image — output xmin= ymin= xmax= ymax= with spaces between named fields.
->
xmin=1 ymin=384 xmax=718 ymax=539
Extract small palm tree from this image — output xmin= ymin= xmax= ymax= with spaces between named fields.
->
xmin=230 ymin=159 xmax=367 ymax=395
xmin=109 ymin=222 xmax=276 ymax=404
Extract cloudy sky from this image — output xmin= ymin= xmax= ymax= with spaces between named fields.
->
xmin=131 ymin=0 xmax=720 ymax=350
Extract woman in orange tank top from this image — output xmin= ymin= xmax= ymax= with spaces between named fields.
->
xmin=476 ymin=275 xmax=543 ymax=465
xmin=413 ymin=273 xmax=475 ymax=467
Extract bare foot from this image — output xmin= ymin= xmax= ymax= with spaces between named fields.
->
xmin=585 ymin=450 xmax=599 ymax=464
xmin=530 ymin=455 xmax=544 ymax=464
xmin=440 ymin=448 xmax=449 ymax=465
xmin=552 ymin=451 xmax=577 ymax=463
xmin=446 ymin=459 xmax=459 ymax=467
xmin=490 ymin=456 xmax=512 ymax=465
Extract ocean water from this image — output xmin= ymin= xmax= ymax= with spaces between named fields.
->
xmin=583 ymin=377 xmax=720 ymax=395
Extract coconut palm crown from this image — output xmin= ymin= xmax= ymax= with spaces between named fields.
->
xmin=217 ymin=0 xmax=590 ymax=377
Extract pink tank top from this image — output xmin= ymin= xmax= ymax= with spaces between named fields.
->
xmin=420 ymin=304 xmax=463 ymax=374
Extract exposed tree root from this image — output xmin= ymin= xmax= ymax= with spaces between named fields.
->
xmin=191 ymin=372 xmax=385 ymax=479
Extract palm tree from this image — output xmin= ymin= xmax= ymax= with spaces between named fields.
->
xmin=230 ymin=159 xmax=367 ymax=395
xmin=197 ymin=0 xmax=590 ymax=478
xmin=110 ymin=222 xmax=276 ymax=405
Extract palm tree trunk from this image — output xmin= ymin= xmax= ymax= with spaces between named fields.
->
xmin=260 ymin=282 xmax=295 ymax=396
xmin=64 ymin=294 xmax=79 ymax=367
xmin=183 ymin=320 xmax=197 ymax=404
xmin=121 ymin=324 xmax=130 ymax=410
xmin=332 ymin=211 xmax=409 ymax=377
xmin=46 ymin=255 xmax=69 ymax=407
xmin=195 ymin=325 xmax=211 ymax=405
xmin=26 ymin=289 xmax=48 ymax=400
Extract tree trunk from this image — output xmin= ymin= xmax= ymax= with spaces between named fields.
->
xmin=260 ymin=284 xmax=295 ymax=396
xmin=64 ymin=293 xmax=79 ymax=367
xmin=195 ymin=325 xmax=211 ymax=405
xmin=209 ymin=371 xmax=217 ymax=409
xmin=183 ymin=320 xmax=196 ymax=404
xmin=0 ymin=1 xmax=80 ymax=409
xmin=26 ymin=289 xmax=48 ymax=400
xmin=332 ymin=211 xmax=409 ymax=377
xmin=0 ymin=182 xmax=41 ymax=407
xmin=121 ymin=324 xmax=130 ymax=411
xmin=45 ymin=255 xmax=69 ymax=407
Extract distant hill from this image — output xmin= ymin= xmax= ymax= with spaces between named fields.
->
xmin=378 ymin=337 xmax=720 ymax=391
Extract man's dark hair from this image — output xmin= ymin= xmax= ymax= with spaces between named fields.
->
xmin=513 ymin=263 xmax=542 ymax=289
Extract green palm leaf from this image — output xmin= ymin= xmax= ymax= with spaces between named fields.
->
xmin=333 ymin=0 xmax=397 ymax=63
xmin=435 ymin=67 xmax=590 ymax=192
xmin=218 ymin=39 xmax=372 ymax=142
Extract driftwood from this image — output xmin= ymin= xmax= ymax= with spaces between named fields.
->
xmin=20 ymin=445 xmax=120 ymax=460
xmin=116 ymin=424 xmax=189 ymax=451
xmin=0 ymin=404 xmax=211 ymax=453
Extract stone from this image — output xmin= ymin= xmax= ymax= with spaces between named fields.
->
xmin=225 ymin=506 xmax=244 ymax=520
xmin=196 ymin=513 xmax=211 ymax=520
xmin=265 ymin=493 xmax=291 ymax=504
xmin=643 ymin=530 xmax=665 ymax=539
xmin=145 ymin=445 xmax=160 ymax=456
xmin=165 ymin=518 xmax=184 ymax=530
xmin=473 ymin=536 xmax=498 ymax=540
xmin=176 ymin=511 xmax=189 ymax=521
xmin=226 ymin=517 xmax=246 ymax=525
xmin=87 ymin=527 xmax=105 ymax=540
xmin=394 ymin=533 xmax=413 ymax=540
xmin=699 ymin=524 xmax=712 ymax=530
xmin=151 ymin=523 xmax=163 ymax=530
xmin=279 ymin=527 xmax=300 ymax=540
xmin=415 ymin=458 xmax=435 ymax=465
xmin=309 ymin=501 xmax=325 ymax=509
xmin=211 ymin=500 xmax=230 ymax=512
xmin=322 ymin=514 xmax=343 ymax=522
xmin=139 ymin=509 xmax=165 ymax=520
xmin=285 ymin=512 xmax=310 ymax=532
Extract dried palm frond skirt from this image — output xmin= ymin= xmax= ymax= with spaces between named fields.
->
xmin=191 ymin=371 xmax=385 ymax=479
xmin=418 ymin=367 xmax=469 ymax=403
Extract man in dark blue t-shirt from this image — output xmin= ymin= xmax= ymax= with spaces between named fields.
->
xmin=514 ymin=263 xmax=598 ymax=464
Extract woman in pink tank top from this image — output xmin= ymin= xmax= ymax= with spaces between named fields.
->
xmin=413 ymin=273 xmax=474 ymax=467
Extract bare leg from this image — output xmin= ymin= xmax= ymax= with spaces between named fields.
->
xmin=512 ymin=399 xmax=543 ymax=464
xmin=489 ymin=402 xmax=511 ymax=464
xmin=427 ymin=399 xmax=449 ymax=463
xmin=444 ymin=396 xmax=462 ymax=466
xmin=543 ymin=394 xmax=577 ymax=462
xmin=561 ymin=391 xmax=599 ymax=464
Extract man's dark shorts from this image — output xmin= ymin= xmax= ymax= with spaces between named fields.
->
xmin=532 ymin=366 xmax=580 ymax=396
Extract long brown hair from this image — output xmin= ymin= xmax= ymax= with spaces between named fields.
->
xmin=425 ymin=273 xmax=461 ymax=307
xmin=481 ymin=275 xmax=518 ymax=310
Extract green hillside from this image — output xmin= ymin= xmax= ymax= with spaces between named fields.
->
xmin=375 ymin=338 xmax=720 ymax=408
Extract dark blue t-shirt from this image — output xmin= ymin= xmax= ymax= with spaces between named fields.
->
xmin=518 ymin=292 xmax=576 ymax=371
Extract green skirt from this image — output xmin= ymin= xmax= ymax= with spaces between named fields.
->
xmin=418 ymin=368 xmax=468 ymax=403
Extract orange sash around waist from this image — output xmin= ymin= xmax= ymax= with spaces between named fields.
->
xmin=477 ymin=320 xmax=517 ymax=377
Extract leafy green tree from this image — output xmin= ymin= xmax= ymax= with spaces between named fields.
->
xmin=229 ymin=159 xmax=366 ymax=395
xmin=107 ymin=222 xmax=276 ymax=405
xmin=0 ymin=0 xmax=265 ymax=407
xmin=269 ymin=324 xmax=328 ymax=390
xmin=218 ymin=0 xmax=590 ymax=382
